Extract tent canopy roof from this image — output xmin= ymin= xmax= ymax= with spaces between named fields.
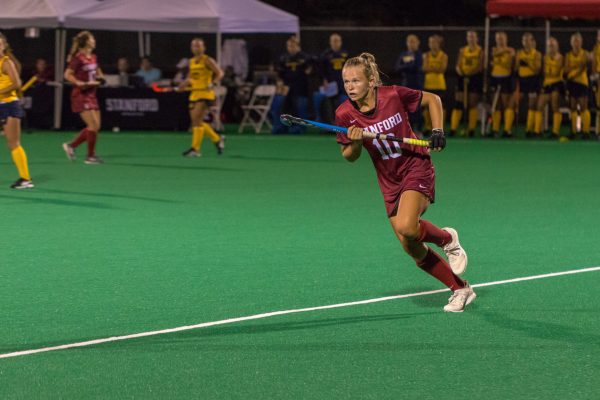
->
xmin=487 ymin=0 xmax=600 ymax=19
xmin=0 ymin=0 xmax=299 ymax=33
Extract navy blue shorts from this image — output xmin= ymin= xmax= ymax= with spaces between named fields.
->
xmin=0 ymin=101 xmax=25 ymax=121
xmin=567 ymin=81 xmax=589 ymax=99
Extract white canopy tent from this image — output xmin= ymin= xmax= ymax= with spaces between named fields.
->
xmin=0 ymin=0 xmax=299 ymax=128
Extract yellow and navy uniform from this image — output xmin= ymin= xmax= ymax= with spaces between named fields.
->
xmin=0 ymin=55 xmax=31 ymax=182
xmin=423 ymin=50 xmax=447 ymax=91
xmin=457 ymin=45 xmax=483 ymax=92
xmin=0 ymin=56 xmax=19 ymax=104
xmin=594 ymin=43 xmax=600 ymax=105
xmin=516 ymin=48 xmax=541 ymax=93
xmin=542 ymin=53 xmax=564 ymax=94
xmin=565 ymin=49 xmax=589 ymax=98
xmin=188 ymin=55 xmax=215 ymax=103
xmin=490 ymin=47 xmax=514 ymax=93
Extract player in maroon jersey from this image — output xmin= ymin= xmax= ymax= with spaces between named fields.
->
xmin=62 ymin=31 xmax=104 ymax=164
xmin=336 ymin=53 xmax=475 ymax=312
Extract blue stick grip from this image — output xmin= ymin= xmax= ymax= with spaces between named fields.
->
xmin=300 ymin=118 xmax=349 ymax=134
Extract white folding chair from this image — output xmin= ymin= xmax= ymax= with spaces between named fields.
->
xmin=238 ymin=84 xmax=276 ymax=134
xmin=208 ymin=85 xmax=227 ymax=131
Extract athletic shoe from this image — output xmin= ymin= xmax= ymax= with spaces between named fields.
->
xmin=501 ymin=132 xmax=512 ymax=138
xmin=215 ymin=135 xmax=226 ymax=155
xmin=467 ymin=130 xmax=475 ymax=138
xmin=442 ymin=227 xmax=468 ymax=275
xmin=62 ymin=143 xmax=76 ymax=161
xmin=182 ymin=148 xmax=201 ymax=157
xmin=444 ymin=282 xmax=476 ymax=312
xmin=84 ymin=156 xmax=104 ymax=165
xmin=10 ymin=178 xmax=34 ymax=189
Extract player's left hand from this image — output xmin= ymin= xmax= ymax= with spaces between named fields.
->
xmin=429 ymin=128 xmax=446 ymax=152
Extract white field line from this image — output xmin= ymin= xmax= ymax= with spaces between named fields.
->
xmin=1 ymin=266 xmax=599 ymax=360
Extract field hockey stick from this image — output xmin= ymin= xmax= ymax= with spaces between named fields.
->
xmin=20 ymin=76 xmax=38 ymax=93
xmin=279 ymin=114 xmax=430 ymax=147
xmin=485 ymin=84 xmax=501 ymax=134
xmin=151 ymin=82 xmax=214 ymax=93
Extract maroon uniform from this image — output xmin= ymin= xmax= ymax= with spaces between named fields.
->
xmin=335 ymin=85 xmax=435 ymax=217
xmin=69 ymin=52 xmax=99 ymax=113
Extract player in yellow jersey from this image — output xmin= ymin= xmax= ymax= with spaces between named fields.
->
xmin=0 ymin=33 xmax=33 ymax=189
xmin=564 ymin=32 xmax=591 ymax=139
xmin=489 ymin=32 xmax=515 ymax=138
xmin=510 ymin=33 xmax=542 ymax=138
xmin=422 ymin=35 xmax=447 ymax=135
xmin=450 ymin=30 xmax=483 ymax=137
xmin=180 ymin=38 xmax=225 ymax=157
xmin=534 ymin=37 xmax=564 ymax=139
xmin=592 ymin=29 xmax=600 ymax=137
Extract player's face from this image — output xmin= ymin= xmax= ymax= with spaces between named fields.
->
xmin=571 ymin=36 xmax=581 ymax=50
xmin=342 ymin=66 xmax=372 ymax=101
xmin=0 ymin=38 xmax=5 ymax=56
xmin=87 ymin=36 xmax=96 ymax=50
xmin=191 ymin=40 xmax=205 ymax=56
xmin=597 ymin=30 xmax=600 ymax=42
xmin=428 ymin=37 xmax=438 ymax=51
xmin=466 ymin=32 xmax=477 ymax=46
xmin=406 ymin=36 xmax=419 ymax=51
xmin=287 ymin=40 xmax=300 ymax=54
xmin=547 ymin=39 xmax=558 ymax=54
xmin=495 ymin=33 xmax=506 ymax=47
xmin=330 ymin=35 xmax=342 ymax=51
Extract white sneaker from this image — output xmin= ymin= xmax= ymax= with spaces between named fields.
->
xmin=444 ymin=282 xmax=476 ymax=313
xmin=62 ymin=143 xmax=76 ymax=161
xmin=442 ymin=227 xmax=468 ymax=275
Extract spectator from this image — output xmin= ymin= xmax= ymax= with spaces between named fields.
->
xmin=314 ymin=33 xmax=349 ymax=122
xmin=395 ymin=34 xmax=424 ymax=132
xmin=33 ymin=58 xmax=53 ymax=84
xmin=221 ymin=65 xmax=243 ymax=122
xmin=135 ymin=57 xmax=162 ymax=86
xmin=116 ymin=57 xmax=130 ymax=87
xmin=274 ymin=36 xmax=313 ymax=134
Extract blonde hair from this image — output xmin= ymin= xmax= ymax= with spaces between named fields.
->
xmin=343 ymin=52 xmax=382 ymax=87
xmin=0 ymin=32 xmax=21 ymax=73
xmin=68 ymin=30 xmax=93 ymax=62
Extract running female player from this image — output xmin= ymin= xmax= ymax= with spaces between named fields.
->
xmin=534 ymin=37 xmax=564 ymax=139
xmin=336 ymin=53 xmax=474 ymax=312
xmin=0 ymin=33 xmax=33 ymax=189
xmin=62 ymin=30 xmax=104 ymax=164
xmin=422 ymin=35 xmax=447 ymax=135
xmin=181 ymin=38 xmax=225 ymax=157
xmin=450 ymin=31 xmax=483 ymax=137
xmin=564 ymin=32 xmax=591 ymax=139
xmin=512 ymin=33 xmax=542 ymax=138
xmin=489 ymin=31 xmax=515 ymax=137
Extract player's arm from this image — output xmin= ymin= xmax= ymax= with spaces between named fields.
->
xmin=533 ymin=51 xmax=542 ymax=74
xmin=421 ymin=91 xmax=445 ymax=151
xmin=422 ymin=53 xmax=431 ymax=73
xmin=206 ymin=57 xmax=224 ymax=85
xmin=64 ymin=66 xmax=85 ymax=88
xmin=0 ymin=59 xmax=21 ymax=94
xmin=438 ymin=53 xmax=448 ymax=73
xmin=474 ymin=50 xmax=484 ymax=74
xmin=341 ymin=126 xmax=363 ymax=162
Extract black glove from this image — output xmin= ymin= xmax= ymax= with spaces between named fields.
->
xmin=429 ymin=129 xmax=446 ymax=150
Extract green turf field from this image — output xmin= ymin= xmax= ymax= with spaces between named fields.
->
xmin=1 ymin=129 xmax=599 ymax=399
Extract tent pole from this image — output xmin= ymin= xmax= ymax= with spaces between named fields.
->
xmin=138 ymin=32 xmax=145 ymax=58
xmin=544 ymin=19 xmax=551 ymax=132
xmin=53 ymin=28 xmax=66 ymax=130
xmin=145 ymin=33 xmax=151 ymax=56
xmin=216 ymin=30 xmax=222 ymax=66
xmin=545 ymin=19 xmax=551 ymax=51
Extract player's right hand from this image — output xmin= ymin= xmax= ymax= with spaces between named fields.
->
xmin=347 ymin=126 xmax=364 ymax=142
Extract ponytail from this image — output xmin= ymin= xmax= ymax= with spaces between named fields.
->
xmin=67 ymin=30 xmax=93 ymax=63
xmin=343 ymin=52 xmax=382 ymax=87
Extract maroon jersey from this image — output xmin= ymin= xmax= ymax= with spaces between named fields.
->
xmin=68 ymin=52 xmax=98 ymax=97
xmin=335 ymin=85 xmax=435 ymax=216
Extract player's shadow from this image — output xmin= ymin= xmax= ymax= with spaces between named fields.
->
xmin=38 ymin=188 xmax=176 ymax=204
xmin=0 ymin=193 xmax=116 ymax=209
xmin=0 ymin=313 xmax=434 ymax=355
xmin=109 ymin=162 xmax=241 ymax=172
xmin=228 ymin=154 xmax=339 ymax=163
xmin=479 ymin=310 xmax=600 ymax=346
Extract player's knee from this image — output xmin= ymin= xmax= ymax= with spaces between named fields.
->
xmin=394 ymin=221 xmax=420 ymax=240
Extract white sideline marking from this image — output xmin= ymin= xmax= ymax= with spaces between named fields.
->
xmin=1 ymin=266 xmax=599 ymax=360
